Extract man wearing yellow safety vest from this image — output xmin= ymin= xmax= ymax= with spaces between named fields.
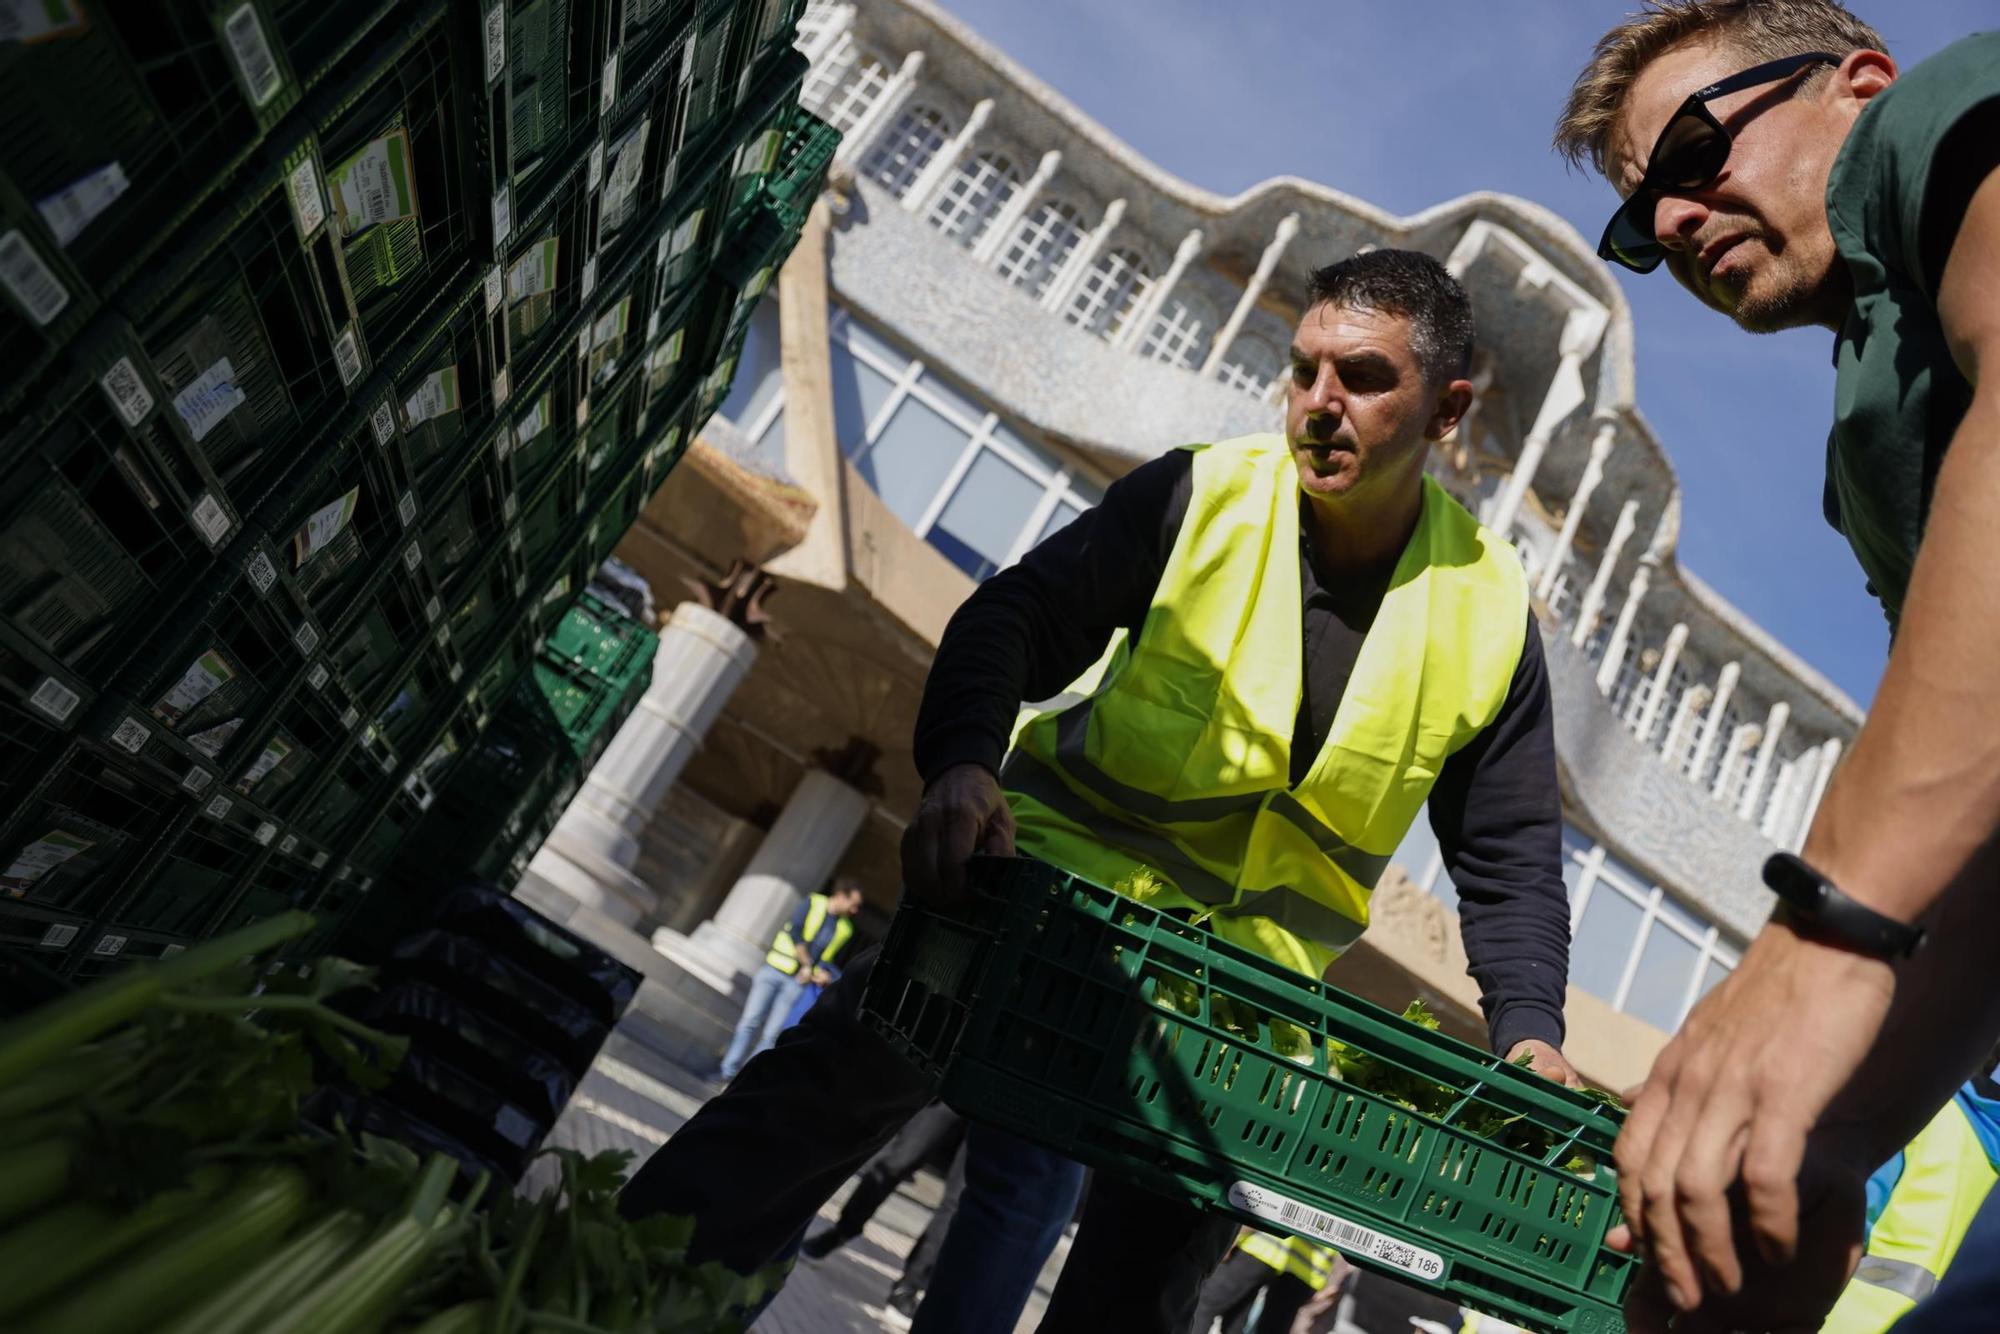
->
xmin=621 ymin=250 xmax=1581 ymax=1333
xmin=710 ymin=876 xmax=861 ymax=1082
xmin=1190 ymin=1229 xmax=1349 ymax=1334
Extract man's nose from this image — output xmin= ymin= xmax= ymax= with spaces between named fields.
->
xmin=1651 ymin=193 xmax=1708 ymax=251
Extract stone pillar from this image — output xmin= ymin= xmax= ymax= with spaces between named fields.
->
xmin=902 ymin=96 xmax=993 ymax=213
xmin=1595 ymin=565 xmax=1650 ymax=694
xmin=525 ymin=571 xmax=771 ymax=926
xmin=1116 ymin=226 xmax=1203 ymax=351
xmin=1688 ymin=661 xmax=1742 ymax=781
xmin=674 ymin=741 xmax=881 ymax=987
xmin=1712 ymin=721 xmax=1762 ymax=801
xmin=1570 ymin=498 xmax=1641 ymax=647
xmin=1792 ymin=737 xmax=1843 ymax=849
xmin=1041 ymin=197 xmax=1126 ymax=311
xmin=797 ymin=2 xmax=855 ymax=66
xmin=1636 ymin=622 xmax=1689 ymax=741
xmin=1485 ymin=308 xmax=1601 ymax=539
xmin=1761 ymin=757 xmax=1800 ymax=840
xmin=1738 ymin=701 xmax=1791 ymax=820
xmin=1538 ymin=418 xmax=1618 ymax=602
xmin=1662 ymin=682 xmax=1712 ymax=769
xmin=971 ymin=148 xmax=1062 ymax=263
xmin=832 ymin=50 xmax=923 ymax=169
xmin=1201 ymin=213 xmax=1301 ymax=377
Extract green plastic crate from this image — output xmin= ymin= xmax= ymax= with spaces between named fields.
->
xmin=764 ymin=111 xmax=840 ymax=232
xmin=546 ymin=591 xmax=655 ymax=684
xmin=861 ymin=858 xmax=1633 ymax=1334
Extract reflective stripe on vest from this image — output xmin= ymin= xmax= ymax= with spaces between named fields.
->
xmin=767 ymin=894 xmax=852 ymax=974
xmin=1002 ymin=434 xmax=1526 ymax=976
xmin=1822 ymin=1091 xmax=1998 ymax=1333
xmin=1236 ymin=1231 xmax=1337 ymax=1291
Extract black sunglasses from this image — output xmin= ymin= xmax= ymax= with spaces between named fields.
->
xmin=1597 ymin=51 xmax=1839 ymax=273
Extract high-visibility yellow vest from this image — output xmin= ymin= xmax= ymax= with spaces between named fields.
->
xmin=766 ymin=893 xmax=853 ymax=975
xmin=1001 ymin=434 xmax=1527 ymax=977
xmin=1238 ymin=1230 xmax=1339 ymax=1291
xmin=1822 ymin=1094 xmax=1998 ymax=1333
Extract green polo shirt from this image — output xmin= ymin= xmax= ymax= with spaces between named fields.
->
xmin=1824 ymin=30 xmax=2000 ymax=634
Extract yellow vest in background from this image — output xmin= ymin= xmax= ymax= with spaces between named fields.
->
xmin=766 ymin=893 xmax=853 ymax=975
xmin=1238 ymin=1230 xmax=1339 ymax=1291
xmin=1002 ymin=434 xmax=1527 ymax=977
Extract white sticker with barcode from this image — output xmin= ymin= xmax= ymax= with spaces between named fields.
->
xmin=333 ymin=327 xmax=363 ymax=385
xmin=403 ymin=540 xmax=421 ymax=572
xmin=601 ymin=53 xmax=618 ymax=115
xmin=424 ymin=595 xmax=441 ymax=623
xmin=397 ymin=491 xmax=416 ymax=527
xmin=312 ymin=849 xmax=328 ymax=868
xmin=580 ymin=255 xmax=596 ymax=300
xmin=504 ymin=494 xmax=519 ymax=523
xmin=289 ymin=155 xmax=326 ymax=236
xmin=173 ymin=357 xmax=248 ymax=442
xmin=182 ymin=765 xmax=212 ymax=794
xmin=340 ymin=706 xmax=359 ymax=731
xmin=41 ymin=923 xmax=80 ymax=949
xmin=162 ymin=942 xmax=186 ymax=957
xmin=434 ymin=624 xmax=450 ymax=649
xmin=190 ymin=492 xmax=233 ymax=547
xmin=100 ymin=357 xmax=154 ymax=426
xmin=0 ymin=229 xmax=69 ymax=326
xmin=254 ymin=821 xmax=277 ymax=845
xmin=111 ymin=716 xmax=150 ymax=753
xmin=37 ymin=162 xmax=131 ymax=247
xmin=449 ymin=660 xmax=464 ymax=683
xmin=491 ymin=184 xmax=512 ymax=247
xmin=223 ymin=3 xmax=283 ymax=109
xmin=30 ymin=676 xmax=80 ymax=723
xmin=92 ymin=933 xmax=127 ymax=958
xmin=483 ymin=3 xmax=506 ymax=83
xmin=307 ymin=663 xmax=328 ymax=690
xmin=278 ymin=833 xmax=298 ymax=854
xmin=1226 ymin=1183 xmax=1445 ymax=1284
xmin=246 ymin=548 xmax=277 ymax=593
xmin=370 ymin=400 xmax=395 ymax=446
xmin=294 ymin=621 xmax=319 ymax=656
xmin=206 ymin=794 xmax=233 ymax=820
xmin=575 ymin=396 xmax=589 ymax=429
xmin=588 ymin=141 xmax=605 ymax=191
xmin=492 ymin=366 xmax=509 ymax=406
xmin=484 ymin=263 xmax=503 ymax=315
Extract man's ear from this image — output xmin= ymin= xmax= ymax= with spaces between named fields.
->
xmin=1835 ymin=48 xmax=1897 ymax=108
xmin=1426 ymin=379 xmax=1475 ymax=441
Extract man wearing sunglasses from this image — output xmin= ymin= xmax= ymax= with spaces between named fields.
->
xmin=1553 ymin=0 xmax=2000 ymax=1329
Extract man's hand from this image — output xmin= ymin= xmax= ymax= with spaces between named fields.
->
xmin=1507 ymin=1038 xmax=1583 ymax=1089
xmin=810 ymin=967 xmax=832 ymax=986
xmin=1609 ymin=917 xmax=1894 ymax=1314
xmin=900 ymin=763 xmax=1016 ymax=909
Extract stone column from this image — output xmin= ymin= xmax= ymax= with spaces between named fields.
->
xmin=1595 ymin=564 xmax=1651 ymax=694
xmin=1712 ymin=721 xmax=1762 ymax=801
xmin=1662 ymin=684 xmax=1713 ymax=772
xmin=1688 ymin=661 xmax=1742 ymax=781
xmin=902 ymin=96 xmax=993 ymax=213
xmin=1041 ymin=197 xmax=1126 ymax=311
xmin=525 ymin=566 xmax=773 ymax=926
xmin=1738 ymin=701 xmax=1791 ymax=820
xmin=1485 ymin=308 xmax=1601 ymax=539
xmin=1570 ymin=498 xmax=1641 ymax=647
xmin=1636 ymin=622 xmax=1689 ymax=741
xmin=1201 ymin=213 xmax=1301 ymax=377
xmin=1116 ymin=226 xmax=1203 ymax=351
xmin=971 ymin=149 xmax=1062 ymax=263
xmin=675 ymin=740 xmax=881 ymax=987
xmin=1761 ymin=757 xmax=1800 ymax=840
xmin=1792 ymin=737 xmax=1843 ymax=849
xmin=1538 ymin=418 xmax=1619 ymax=601
xmin=832 ymin=50 xmax=924 ymax=169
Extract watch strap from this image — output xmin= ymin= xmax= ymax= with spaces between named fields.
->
xmin=1762 ymin=852 xmax=1925 ymax=960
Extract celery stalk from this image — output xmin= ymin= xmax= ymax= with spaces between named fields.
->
xmin=155 ymin=1210 xmax=370 ymax=1334
xmin=0 ymin=1140 xmax=71 ymax=1228
xmin=263 ymin=1156 xmax=467 ymax=1334
xmin=409 ymin=1301 xmax=492 ymax=1334
xmin=0 ymin=1166 xmax=226 ymax=1319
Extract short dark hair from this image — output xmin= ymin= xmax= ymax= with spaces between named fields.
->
xmin=1304 ymin=249 xmax=1474 ymax=383
xmin=829 ymin=876 xmax=864 ymax=901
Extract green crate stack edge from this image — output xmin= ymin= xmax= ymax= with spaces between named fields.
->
xmin=0 ymin=0 xmax=827 ymax=988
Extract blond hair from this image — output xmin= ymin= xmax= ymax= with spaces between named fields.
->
xmin=1553 ymin=0 xmax=1887 ymax=176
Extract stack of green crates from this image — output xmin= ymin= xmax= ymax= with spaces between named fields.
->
xmin=0 ymin=0 xmax=836 ymax=999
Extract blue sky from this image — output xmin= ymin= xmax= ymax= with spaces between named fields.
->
xmin=931 ymin=0 xmax=1990 ymax=707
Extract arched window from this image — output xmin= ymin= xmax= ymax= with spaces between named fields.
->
xmin=926 ymin=150 xmax=1019 ymax=247
xmin=995 ymin=200 xmax=1086 ymax=299
xmin=1216 ymin=333 xmax=1281 ymax=397
xmin=822 ymin=54 xmax=889 ymax=133
xmin=860 ymin=105 xmax=951 ymax=198
xmin=1064 ymin=246 xmax=1152 ymax=340
xmin=1139 ymin=293 xmax=1214 ymax=369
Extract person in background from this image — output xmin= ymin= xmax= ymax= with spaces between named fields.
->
xmin=709 ymin=876 xmax=862 ymax=1082
xmin=801 ymin=1101 xmax=967 ymax=1264
xmin=1189 ymin=1231 xmax=1348 ymax=1334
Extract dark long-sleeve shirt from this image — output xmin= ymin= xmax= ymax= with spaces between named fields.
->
xmin=913 ymin=449 xmax=1571 ymax=1056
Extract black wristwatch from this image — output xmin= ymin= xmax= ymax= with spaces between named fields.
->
xmin=1762 ymin=852 xmax=1926 ymax=960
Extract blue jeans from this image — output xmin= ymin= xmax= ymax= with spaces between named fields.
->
xmin=1896 ymin=1184 xmax=2000 ymax=1332
xmin=717 ymin=963 xmax=804 ymax=1079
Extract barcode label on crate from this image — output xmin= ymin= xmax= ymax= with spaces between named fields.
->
xmin=223 ymin=3 xmax=283 ymax=109
xmin=40 ymin=922 xmax=80 ymax=949
xmin=601 ymin=53 xmax=618 ymax=115
xmin=491 ymin=366 xmax=509 ymax=407
xmin=100 ymin=356 xmax=154 ymax=426
xmin=294 ymin=621 xmax=320 ymax=656
xmin=111 ymin=716 xmax=150 ymax=753
xmin=333 ymin=327 xmax=363 ymax=385
xmin=577 ymin=323 xmax=592 ymax=357
xmin=340 ymin=706 xmax=359 ymax=731
xmin=330 ymin=131 xmax=418 ymax=234
xmin=190 ymin=492 xmax=233 ymax=547
xmin=575 ymin=396 xmax=589 ymax=429
xmin=515 ymin=392 xmax=551 ymax=448
xmin=397 ymin=491 xmax=417 ymax=528
xmin=293 ymin=488 xmax=357 ymax=566
xmin=5 ymin=831 xmax=93 ymax=897
xmin=514 ymin=572 xmax=527 ymax=597
xmin=93 ymin=933 xmax=127 ymax=957
xmin=736 ymin=130 xmax=780 ymax=178
xmin=370 ymin=400 xmax=395 ymax=445
xmin=182 ymin=765 xmax=212 ymax=794
xmin=37 ymin=162 xmax=131 ymax=247
xmin=403 ymin=366 xmax=460 ymax=425
xmin=421 ymin=597 xmax=440 ymax=626
xmin=508 ymin=237 xmax=558 ymax=301
xmin=580 ymin=255 xmax=597 ymax=300
xmin=507 ymin=524 xmax=521 ymax=549
xmin=29 ymin=676 xmax=80 ymax=723
xmin=588 ymin=141 xmax=605 ymax=191
xmin=1226 ymin=1183 xmax=1445 ymax=1284
xmin=312 ymin=849 xmax=328 ymax=868
xmin=491 ymin=185 xmax=512 ymax=247
xmin=254 ymin=822 xmax=277 ymax=846
xmin=278 ymin=833 xmax=298 ymax=855
xmin=0 ymin=228 xmax=69 ymax=326
xmin=288 ymin=155 xmax=327 ymax=236
xmin=483 ymin=3 xmax=506 ymax=83
xmin=434 ymin=624 xmax=450 ymax=649
xmin=206 ymin=794 xmax=233 ymax=820
xmin=484 ymin=263 xmax=503 ymax=315
xmin=174 ymin=357 xmax=249 ymax=442
xmin=403 ymin=540 xmax=421 ymax=572
xmin=162 ymin=942 xmax=186 ymax=957
xmin=448 ymin=660 xmax=463 ymax=683
xmin=246 ymin=548 xmax=277 ymax=593
xmin=307 ymin=663 xmax=329 ymax=690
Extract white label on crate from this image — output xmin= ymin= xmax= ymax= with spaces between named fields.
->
xmin=92 ymin=933 xmax=127 ymax=958
xmin=506 ymin=525 xmax=521 ymax=550
xmin=293 ymin=621 xmax=319 ymax=656
xmin=190 ymin=491 xmax=233 ymax=547
xmin=182 ymin=765 xmax=212 ymax=794
xmin=575 ymin=396 xmax=589 ymax=429
xmin=377 ymin=746 xmax=396 ymax=774
xmin=504 ymin=494 xmax=520 ymax=524
xmin=507 ymin=236 xmax=559 ymax=301
xmin=205 ymin=793 xmax=234 ymax=820
xmin=403 ymin=540 xmax=421 ymax=572
xmin=340 ymin=705 xmax=359 ymax=731
xmin=447 ymin=660 xmax=463 ymax=683
xmin=483 ymin=3 xmax=506 ymax=83
xmin=111 ymin=715 xmax=151 ymax=754
xmin=593 ymin=298 xmax=629 ymax=347
xmin=648 ymin=328 xmax=685 ymax=374
xmin=0 ymin=229 xmax=70 ymax=327
xmin=333 ymin=326 xmax=363 ymax=386
xmin=100 ymin=356 xmax=155 ymax=426
xmin=671 ymin=207 xmax=703 ymax=260
xmin=293 ymin=487 xmax=358 ymax=566
xmin=329 ymin=131 xmax=418 ymax=235
xmin=239 ymin=734 xmax=292 ymax=793
xmin=588 ymin=141 xmax=605 ymax=191
xmin=161 ymin=942 xmax=186 ymax=958
xmin=288 ymin=155 xmax=327 ymax=236
xmin=36 ymin=162 xmax=131 ymax=248
xmin=491 ymin=366 xmax=509 ymax=407
xmin=246 ymin=547 xmax=277 ymax=594
xmin=223 ymin=3 xmax=284 ymax=108
xmin=397 ymin=490 xmax=416 ymax=528
xmin=645 ymin=309 xmax=659 ymax=342
xmin=155 ymin=648 xmax=236 ymax=724
xmin=424 ymin=594 xmax=441 ymax=623
xmin=189 ymin=717 xmax=241 ymax=758
xmin=1225 ymin=1183 xmax=1445 ymax=1284
xmin=29 ymin=676 xmax=80 ymax=724
xmin=434 ymin=624 xmax=449 ymax=649
xmin=491 ymin=184 xmax=512 ymax=248
xmin=601 ymin=53 xmax=618 ymax=115
xmin=278 ymin=833 xmax=298 ymax=854
xmin=307 ymin=662 xmax=329 ymax=690
xmin=254 ymin=821 xmax=277 ymax=846
xmin=172 ymin=357 xmax=249 ymax=442
xmin=40 ymin=922 xmax=80 ymax=949
xmin=736 ymin=129 xmax=780 ymax=179
xmin=312 ymin=849 xmax=328 ymax=868
xmin=483 ymin=263 xmax=503 ymax=315
xmin=601 ymin=120 xmax=648 ymax=233
xmin=3 ymin=830 xmax=93 ymax=897
xmin=404 ymin=366 xmax=459 ymax=426
xmin=370 ymin=399 xmax=396 ymax=446
xmin=0 ymin=2 xmax=86 ymax=43
xmin=515 ymin=392 xmax=551 ymax=449
xmin=513 ymin=571 xmax=527 ymax=597
xmin=580 ymin=254 xmax=597 ymax=301
xmin=576 ymin=321 xmax=592 ymax=357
